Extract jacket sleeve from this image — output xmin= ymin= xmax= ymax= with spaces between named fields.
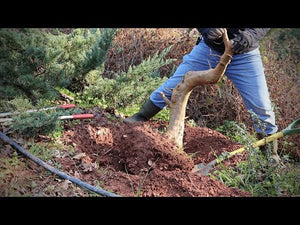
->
xmin=231 ymin=28 xmax=270 ymax=53
xmin=198 ymin=28 xmax=270 ymax=41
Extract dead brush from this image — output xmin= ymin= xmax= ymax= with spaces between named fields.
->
xmin=261 ymin=29 xmax=300 ymax=156
xmin=186 ymin=80 xmax=248 ymax=128
xmin=104 ymin=28 xmax=196 ymax=79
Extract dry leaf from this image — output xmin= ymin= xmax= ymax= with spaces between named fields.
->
xmin=81 ymin=162 xmax=93 ymax=173
xmin=74 ymin=171 xmax=81 ymax=179
xmin=73 ymin=152 xmax=86 ymax=160
xmin=61 ymin=179 xmax=72 ymax=190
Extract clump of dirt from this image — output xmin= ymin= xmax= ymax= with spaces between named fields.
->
xmin=113 ymin=122 xmax=194 ymax=175
xmin=57 ymin=107 xmax=251 ymax=197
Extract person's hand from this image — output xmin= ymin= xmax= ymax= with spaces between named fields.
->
xmin=207 ymin=28 xmax=225 ymax=40
xmin=230 ymin=37 xmax=248 ymax=54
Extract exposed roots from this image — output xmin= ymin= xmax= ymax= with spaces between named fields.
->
xmin=163 ymin=29 xmax=233 ymax=148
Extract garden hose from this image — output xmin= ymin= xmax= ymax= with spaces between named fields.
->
xmin=0 ymin=131 xmax=120 ymax=197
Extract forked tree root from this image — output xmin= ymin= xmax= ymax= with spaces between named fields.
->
xmin=161 ymin=29 xmax=233 ymax=149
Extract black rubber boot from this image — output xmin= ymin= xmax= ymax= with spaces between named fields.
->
xmin=123 ymin=99 xmax=161 ymax=124
xmin=257 ymin=133 xmax=282 ymax=167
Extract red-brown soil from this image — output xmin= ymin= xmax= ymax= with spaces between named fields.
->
xmin=56 ymin=107 xmax=251 ymax=197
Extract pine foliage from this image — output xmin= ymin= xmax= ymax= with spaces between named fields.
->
xmin=11 ymin=111 xmax=61 ymax=138
xmin=6 ymin=97 xmax=82 ymax=138
xmin=81 ymin=45 xmax=175 ymax=109
xmin=0 ymin=28 xmax=119 ymax=110
xmin=83 ymin=28 xmax=119 ymax=73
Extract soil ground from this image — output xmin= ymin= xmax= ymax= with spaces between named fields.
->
xmin=0 ymin=107 xmax=251 ymax=197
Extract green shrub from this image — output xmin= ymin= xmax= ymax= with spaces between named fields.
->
xmin=216 ymin=120 xmax=256 ymax=145
xmin=6 ymin=97 xmax=82 ymax=138
xmin=10 ymin=111 xmax=61 ymax=138
xmin=0 ymin=28 xmax=118 ymax=110
xmin=80 ymin=45 xmax=175 ymax=110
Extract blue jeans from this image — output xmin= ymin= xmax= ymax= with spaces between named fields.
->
xmin=150 ymin=40 xmax=278 ymax=134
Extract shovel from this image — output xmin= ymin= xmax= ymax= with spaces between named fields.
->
xmin=192 ymin=118 xmax=300 ymax=176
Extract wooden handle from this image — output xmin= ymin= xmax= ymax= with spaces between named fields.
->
xmin=72 ymin=114 xmax=94 ymax=119
xmin=57 ymin=104 xmax=76 ymax=109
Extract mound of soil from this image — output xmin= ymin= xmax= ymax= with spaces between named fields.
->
xmin=56 ymin=107 xmax=251 ymax=197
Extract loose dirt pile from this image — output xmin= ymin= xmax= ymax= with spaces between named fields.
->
xmin=57 ymin=108 xmax=251 ymax=197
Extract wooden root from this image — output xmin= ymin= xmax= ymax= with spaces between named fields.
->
xmin=162 ymin=29 xmax=233 ymax=148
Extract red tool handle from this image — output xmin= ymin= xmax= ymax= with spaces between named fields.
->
xmin=57 ymin=104 xmax=76 ymax=109
xmin=72 ymin=114 xmax=94 ymax=119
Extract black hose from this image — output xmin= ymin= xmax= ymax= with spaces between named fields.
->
xmin=0 ymin=131 xmax=121 ymax=197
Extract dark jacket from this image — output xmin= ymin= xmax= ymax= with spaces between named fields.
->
xmin=197 ymin=28 xmax=270 ymax=54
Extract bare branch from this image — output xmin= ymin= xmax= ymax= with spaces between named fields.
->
xmin=160 ymin=92 xmax=172 ymax=107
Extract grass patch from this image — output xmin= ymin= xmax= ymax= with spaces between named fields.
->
xmin=213 ymin=119 xmax=300 ymax=196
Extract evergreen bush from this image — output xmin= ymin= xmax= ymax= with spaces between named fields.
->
xmin=4 ymin=97 xmax=82 ymax=138
xmin=0 ymin=28 xmax=118 ymax=111
xmin=81 ymin=45 xmax=175 ymax=109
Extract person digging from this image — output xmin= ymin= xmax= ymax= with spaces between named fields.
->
xmin=123 ymin=28 xmax=281 ymax=167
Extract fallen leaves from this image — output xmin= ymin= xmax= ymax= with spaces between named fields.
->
xmin=73 ymin=152 xmax=87 ymax=160
xmin=73 ymin=152 xmax=95 ymax=173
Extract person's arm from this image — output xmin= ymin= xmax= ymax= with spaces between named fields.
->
xmin=231 ymin=28 xmax=270 ymax=53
